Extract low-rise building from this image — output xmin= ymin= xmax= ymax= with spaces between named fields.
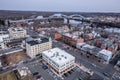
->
xmin=98 ymin=49 xmax=112 ymax=62
xmin=54 ymin=33 xmax=62 ymax=40
xmin=26 ymin=37 xmax=52 ymax=58
xmin=95 ymin=38 xmax=104 ymax=47
xmin=101 ymin=42 xmax=118 ymax=52
xmin=42 ymin=48 xmax=75 ymax=76
xmin=83 ymin=31 xmax=100 ymax=41
xmin=45 ymin=30 xmax=62 ymax=40
xmin=56 ymin=25 xmax=70 ymax=33
xmin=107 ymin=44 xmax=118 ymax=52
xmin=62 ymin=32 xmax=84 ymax=47
xmin=76 ymin=43 xmax=113 ymax=63
xmin=8 ymin=27 xmax=27 ymax=39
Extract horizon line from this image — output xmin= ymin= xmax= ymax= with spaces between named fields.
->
xmin=0 ymin=9 xmax=120 ymax=14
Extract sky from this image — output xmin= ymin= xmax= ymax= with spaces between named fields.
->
xmin=0 ymin=0 xmax=120 ymax=12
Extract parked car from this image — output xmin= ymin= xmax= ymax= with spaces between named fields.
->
xmin=36 ymin=75 xmax=41 ymax=79
xmin=102 ymin=72 xmax=110 ymax=77
xmin=42 ymin=65 xmax=48 ymax=70
xmin=33 ymin=72 xmax=39 ymax=76
xmin=92 ymin=63 xmax=96 ymax=67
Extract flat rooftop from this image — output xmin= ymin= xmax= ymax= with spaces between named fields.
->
xmin=10 ymin=27 xmax=24 ymax=31
xmin=0 ymin=34 xmax=9 ymax=42
xmin=27 ymin=37 xmax=49 ymax=46
xmin=43 ymin=48 xmax=75 ymax=66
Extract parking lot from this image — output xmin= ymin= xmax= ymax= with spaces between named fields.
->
xmin=14 ymin=39 xmax=116 ymax=80
xmin=23 ymin=57 xmax=55 ymax=80
xmin=21 ymin=56 xmax=91 ymax=80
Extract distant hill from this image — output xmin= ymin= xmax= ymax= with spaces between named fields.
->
xmin=0 ymin=10 xmax=120 ymax=19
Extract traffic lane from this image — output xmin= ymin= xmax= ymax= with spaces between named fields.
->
xmin=53 ymin=40 xmax=115 ymax=71
xmin=72 ymin=55 xmax=110 ymax=80
xmin=102 ymin=64 xmax=116 ymax=77
xmin=53 ymin=41 xmax=111 ymax=79
xmin=58 ymin=41 xmax=116 ymax=78
xmin=53 ymin=41 xmax=105 ymax=71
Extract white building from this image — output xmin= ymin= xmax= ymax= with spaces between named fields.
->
xmin=0 ymin=34 xmax=10 ymax=49
xmin=8 ymin=27 xmax=27 ymax=39
xmin=42 ymin=48 xmax=75 ymax=75
xmin=76 ymin=43 xmax=113 ymax=62
xmin=98 ymin=49 xmax=112 ymax=62
xmin=26 ymin=37 xmax=52 ymax=58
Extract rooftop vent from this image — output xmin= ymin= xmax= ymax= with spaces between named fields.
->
xmin=51 ymin=53 xmax=55 ymax=58
xmin=61 ymin=55 xmax=64 ymax=57
xmin=64 ymin=57 xmax=67 ymax=59
xmin=59 ymin=58 xmax=61 ymax=60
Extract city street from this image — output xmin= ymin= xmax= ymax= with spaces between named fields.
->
xmin=53 ymin=40 xmax=117 ymax=80
xmin=20 ymin=56 xmax=90 ymax=80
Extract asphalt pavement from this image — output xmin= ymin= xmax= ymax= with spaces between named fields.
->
xmin=53 ymin=40 xmax=117 ymax=80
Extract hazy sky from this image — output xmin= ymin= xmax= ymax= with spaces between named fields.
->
xmin=0 ymin=0 xmax=120 ymax=12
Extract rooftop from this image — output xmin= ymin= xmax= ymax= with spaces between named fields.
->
xmin=63 ymin=32 xmax=82 ymax=40
xmin=98 ymin=49 xmax=112 ymax=61
xmin=0 ymin=47 xmax=23 ymax=56
xmin=0 ymin=34 xmax=9 ymax=42
xmin=99 ymin=49 xmax=112 ymax=56
xmin=27 ymin=37 xmax=49 ymax=46
xmin=77 ymin=43 xmax=112 ymax=61
xmin=9 ymin=27 xmax=25 ymax=32
xmin=43 ymin=48 xmax=75 ymax=66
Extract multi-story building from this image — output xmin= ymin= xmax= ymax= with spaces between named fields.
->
xmin=42 ymin=48 xmax=75 ymax=76
xmin=46 ymin=30 xmax=62 ymax=40
xmin=26 ymin=37 xmax=52 ymax=58
xmin=62 ymin=32 xmax=84 ymax=47
xmin=8 ymin=27 xmax=27 ymax=39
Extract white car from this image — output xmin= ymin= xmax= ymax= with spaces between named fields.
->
xmin=92 ymin=63 xmax=96 ymax=67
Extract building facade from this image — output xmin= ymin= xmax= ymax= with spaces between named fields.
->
xmin=8 ymin=27 xmax=27 ymax=39
xmin=42 ymin=48 xmax=75 ymax=76
xmin=26 ymin=37 xmax=52 ymax=58
xmin=76 ymin=43 xmax=113 ymax=63
xmin=62 ymin=33 xmax=84 ymax=47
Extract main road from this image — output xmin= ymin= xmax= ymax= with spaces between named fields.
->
xmin=53 ymin=40 xmax=116 ymax=80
